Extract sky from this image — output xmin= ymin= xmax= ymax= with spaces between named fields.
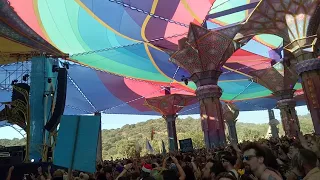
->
xmin=0 ymin=105 xmax=310 ymax=140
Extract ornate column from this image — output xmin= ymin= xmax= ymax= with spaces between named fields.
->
xmin=170 ymin=23 xmax=246 ymax=148
xmin=163 ymin=114 xmax=178 ymax=151
xmin=239 ymin=0 xmax=320 ymax=134
xmin=275 ymin=91 xmax=300 ymax=137
xmin=268 ymin=109 xmax=279 ymax=138
xmin=250 ymin=66 xmax=300 ymax=137
xmin=296 ymin=60 xmax=320 ymax=134
xmin=222 ymin=103 xmax=239 ymax=144
xmin=144 ymin=90 xmax=195 ymax=151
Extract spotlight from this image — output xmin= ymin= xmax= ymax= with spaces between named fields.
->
xmin=22 ymin=74 xmax=29 ymax=81
xmin=11 ymin=79 xmax=18 ymax=85
xmin=181 ymin=75 xmax=189 ymax=85
xmin=63 ymin=62 xmax=69 ymax=69
xmin=52 ymin=65 xmax=59 ymax=72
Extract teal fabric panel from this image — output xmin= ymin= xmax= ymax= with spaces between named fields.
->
xmin=54 ymin=115 xmax=100 ymax=173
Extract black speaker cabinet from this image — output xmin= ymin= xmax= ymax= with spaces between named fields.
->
xmin=44 ymin=68 xmax=67 ymax=132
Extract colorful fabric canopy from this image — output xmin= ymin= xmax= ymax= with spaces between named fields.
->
xmin=1 ymin=0 xmax=306 ymax=115
xmin=0 ymin=62 xmax=306 ymax=117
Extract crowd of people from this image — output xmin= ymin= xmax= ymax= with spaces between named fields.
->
xmin=5 ymin=130 xmax=320 ymax=180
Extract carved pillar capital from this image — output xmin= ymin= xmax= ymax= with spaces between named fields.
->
xmin=190 ymin=70 xmax=222 ymax=87
xmin=195 ymin=85 xmax=222 ymax=101
xmin=276 ymin=98 xmax=296 ymax=109
xmin=273 ymin=89 xmax=295 ymax=100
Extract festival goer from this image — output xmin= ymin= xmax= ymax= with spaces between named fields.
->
xmin=242 ymin=143 xmax=283 ymax=180
xmin=221 ymin=155 xmax=239 ymax=179
xmin=293 ymin=149 xmax=320 ymax=180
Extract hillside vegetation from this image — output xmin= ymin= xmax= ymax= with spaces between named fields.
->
xmin=0 ymin=114 xmax=314 ymax=159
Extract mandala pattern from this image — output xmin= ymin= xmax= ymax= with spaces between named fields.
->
xmin=241 ymin=0 xmax=320 ymax=46
xmin=249 ymin=66 xmax=299 ymax=96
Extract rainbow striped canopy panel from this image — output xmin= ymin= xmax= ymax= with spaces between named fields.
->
xmin=0 ymin=0 xmax=306 ymax=116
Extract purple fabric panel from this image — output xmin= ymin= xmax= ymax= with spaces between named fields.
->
xmin=96 ymin=71 xmax=151 ymax=112
xmin=122 ymin=0 xmax=154 ymax=27
xmin=145 ymin=0 xmax=180 ymax=50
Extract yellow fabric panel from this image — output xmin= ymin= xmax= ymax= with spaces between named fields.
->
xmin=0 ymin=37 xmax=37 ymax=64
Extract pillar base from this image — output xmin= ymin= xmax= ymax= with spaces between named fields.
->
xmin=296 ymin=58 xmax=320 ymax=135
xmin=196 ymin=85 xmax=225 ymax=148
xmin=164 ymin=115 xmax=178 ymax=151
xmin=277 ymin=98 xmax=299 ymax=137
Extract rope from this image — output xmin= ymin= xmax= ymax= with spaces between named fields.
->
xmin=102 ymin=87 xmax=165 ymax=113
xmin=108 ymin=0 xmax=189 ymax=27
xmin=65 ymin=104 xmax=93 ymax=114
xmin=67 ymin=75 xmax=97 ymax=112
xmin=70 ymin=32 xmax=187 ymax=57
xmin=230 ymin=80 xmax=254 ymax=101
xmin=169 ymin=66 xmax=180 ymax=87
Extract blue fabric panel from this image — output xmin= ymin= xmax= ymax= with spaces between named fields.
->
xmin=73 ymin=115 xmax=100 ymax=173
xmin=67 ymin=65 xmax=139 ymax=112
xmin=54 ymin=115 xmax=78 ymax=169
xmin=54 ymin=115 xmax=100 ymax=173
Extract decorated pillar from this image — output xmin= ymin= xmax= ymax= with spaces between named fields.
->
xmin=275 ymin=91 xmax=300 ymax=137
xmin=222 ymin=103 xmax=239 ymax=144
xmin=238 ymin=0 xmax=320 ymax=134
xmin=164 ymin=114 xmax=178 ymax=151
xmin=296 ymin=60 xmax=320 ymax=134
xmin=268 ymin=109 xmax=279 ymax=138
xmin=250 ymin=66 xmax=300 ymax=137
xmin=29 ymin=56 xmax=57 ymax=161
xmin=144 ymin=91 xmax=195 ymax=151
xmin=170 ymin=23 xmax=247 ymax=148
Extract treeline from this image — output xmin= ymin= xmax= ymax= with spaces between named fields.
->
xmin=0 ymin=114 xmax=314 ymax=159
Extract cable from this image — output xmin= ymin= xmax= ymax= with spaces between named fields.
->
xmin=230 ymin=80 xmax=254 ymax=101
xmin=67 ymin=75 xmax=97 ymax=112
xmin=70 ymin=32 xmax=187 ymax=57
xmin=108 ymin=0 xmax=189 ymax=27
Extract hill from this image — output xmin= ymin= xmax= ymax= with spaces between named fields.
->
xmin=0 ymin=114 xmax=315 ymax=159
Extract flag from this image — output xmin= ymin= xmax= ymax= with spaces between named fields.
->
xmin=146 ymin=139 xmax=154 ymax=154
xmin=151 ymin=127 xmax=155 ymax=140
xmin=161 ymin=140 xmax=166 ymax=155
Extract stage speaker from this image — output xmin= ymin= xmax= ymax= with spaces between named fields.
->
xmin=44 ymin=68 xmax=67 ymax=132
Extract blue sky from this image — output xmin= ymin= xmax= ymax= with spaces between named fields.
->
xmin=0 ymin=105 xmax=310 ymax=139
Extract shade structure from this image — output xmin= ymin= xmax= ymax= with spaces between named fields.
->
xmin=0 ymin=0 xmax=310 ymax=118
xmin=144 ymin=94 xmax=197 ymax=116
xmin=0 ymin=0 xmax=65 ymax=65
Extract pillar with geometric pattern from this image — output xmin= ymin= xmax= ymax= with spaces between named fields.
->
xmin=239 ymin=0 xmax=320 ymax=134
xmin=170 ymin=23 xmax=248 ymax=148
xmin=249 ymin=65 xmax=300 ymax=137
xmin=144 ymin=88 xmax=196 ymax=151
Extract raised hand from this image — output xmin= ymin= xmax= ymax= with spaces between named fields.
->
xmin=9 ymin=166 xmax=14 ymax=172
